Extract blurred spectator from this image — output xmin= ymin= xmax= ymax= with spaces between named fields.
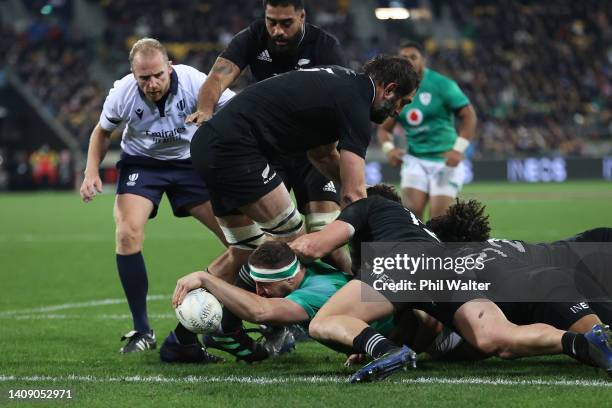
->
xmin=3 ymin=20 xmax=105 ymax=145
xmin=434 ymin=0 xmax=612 ymax=157
xmin=30 ymin=144 xmax=59 ymax=186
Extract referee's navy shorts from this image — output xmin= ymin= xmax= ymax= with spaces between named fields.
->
xmin=116 ymin=165 xmax=210 ymax=219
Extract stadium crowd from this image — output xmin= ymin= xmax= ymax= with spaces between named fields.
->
xmin=3 ymin=18 xmax=104 ymax=146
xmin=1 ymin=0 xmax=611 ymax=157
xmin=432 ymin=0 xmax=612 ymax=158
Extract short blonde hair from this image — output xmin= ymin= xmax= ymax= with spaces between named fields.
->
xmin=129 ymin=38 xmax=169 ymax=66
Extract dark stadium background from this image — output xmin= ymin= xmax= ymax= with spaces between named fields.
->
xmin=0 ymin=0 xmax=610 ymax=190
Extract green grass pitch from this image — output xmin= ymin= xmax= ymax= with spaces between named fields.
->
xmin=0 ymin=181 xmax=611 ymax=407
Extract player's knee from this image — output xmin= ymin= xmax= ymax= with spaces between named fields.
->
xmin=305 ymin=210 xmax=340 ymax=233
xmin=308 ymin=317 xmax=327 ymax=341
xmin=220 ymin=224 xmax=266 ymax=250
xmin=115 ymin=223 xmax=144 ymax=253
xmin=473 ymin=332 xmax=519 ymax=359
xmin=471 ymin=335 xmax=500 ymax=356
xmin=258 ymin=203 xmax=304 ymax=239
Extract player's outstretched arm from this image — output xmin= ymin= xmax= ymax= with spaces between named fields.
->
xmin=290 ymin=220 xmax=353 ymax=262
xmin=186 ymin=57 xmax=240 ymax=125
xmin=376 ymin=117 xmax=404 ymax=167
xmin=79 ymin=124 xmax=111 ymax=202
xmin=174 ymin=271 xmax=309 ymax=325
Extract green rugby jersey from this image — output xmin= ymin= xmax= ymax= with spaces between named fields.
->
xmin=396 ymin=68 xmax=470 ymax=162
xmin=285 ymin=261 xmax=395 ymax=335
xmin=286 ymin=261 xmax=350 ymax=319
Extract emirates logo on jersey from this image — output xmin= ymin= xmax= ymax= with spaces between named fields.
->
xmin=406 ymin=108 xmax=423 ymax=126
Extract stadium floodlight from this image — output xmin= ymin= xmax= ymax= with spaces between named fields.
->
xmin=375 ymin=0 xmax=411 ymax=20
xmin=374 ymin=0 xmax=432 ymax=20
xmin=375 ymin=7 xmax=410 ymax=20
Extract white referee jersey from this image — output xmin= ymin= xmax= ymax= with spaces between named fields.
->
xmin=99 ymin=64 xmax=234 ymax=160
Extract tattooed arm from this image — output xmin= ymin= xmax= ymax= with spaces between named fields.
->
xmin=186 ymin=57 xmax=241 ymax=125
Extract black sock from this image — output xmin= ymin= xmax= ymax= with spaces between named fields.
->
xmin=116 ymin=252 xmax=150 ymax=333
xmin=174 ymin=323 xmax=198 ymax=345
xmin=352 ymin=327 xmax=398 ymax=358
xmin=220 ymin=264 xmax=255 ymax=333
xmin=562 ymin=332 xmax=591 ymax=364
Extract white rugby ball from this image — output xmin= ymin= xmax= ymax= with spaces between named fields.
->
xmin=175 ymin=288 xmax=222 ymax=334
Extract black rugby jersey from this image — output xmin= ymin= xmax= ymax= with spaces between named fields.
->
xmin=220 ymin=20 xmax=346 ymax=80
xmin=207 ymin=66 xmax=375 ymax=158
xmin=337 ymin=196 xmax=441 ymax=274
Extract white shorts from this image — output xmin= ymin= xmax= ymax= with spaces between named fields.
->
xmin=400 ymin=154 xmax=464 ymax=197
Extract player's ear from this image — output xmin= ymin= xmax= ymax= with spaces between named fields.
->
xmin=383 ymin=82 xmax=399 ymax=98
xmin=299 ymin=9 xmax=305 ymax=20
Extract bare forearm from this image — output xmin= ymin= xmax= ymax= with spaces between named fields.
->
xmin=310 ymin=152 xmax=341 ymax=185
xmin=84 ymin=125 xmax=111 ymax=175
xmin=197 ymin=76 xmax=225 ymax=117
xmin=339 ymin=150 xmax=366 ymax=206
xmin=376 ymin=118 xmax=396 ymax=144
xmin=197 ymin=57 xmax=240 ymax=116
xmin=201 ymin=273 xmax=267 ymax=323
xmin=457 ymin=105 xmax=477 ymax=141
xmin=377 ymin=127 xmax=393 ymax=144
xmin=290 ymin=221 xmax=352 ymax=261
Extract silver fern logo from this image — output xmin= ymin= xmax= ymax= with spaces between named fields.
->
xmin=261 ymin=164 xmax=276 ymax=185
xmin=126 ymin=173 xmax=139 ymax=186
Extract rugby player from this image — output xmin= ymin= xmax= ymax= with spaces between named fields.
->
xmin=185 ymin=0 xmax=353 ymax=338
xmin=188 ymin=55 xmax=418 ymax=286
xmin=427 ymin=199 xmax=612 ymax=324
xmin=79 ymin=38 xmax=235 ymax=353
xmin=289 ymin=185 xmax=612 ymax=382
xmin=415 ymin=199 xmax=612 ymax=360
xmin=162 ymin=241 xmax=393 ymax=363
xmin=187 ymin=0 xmax=347 ymax=248
xmin=377 ymin=41 xmax=477 ymax=219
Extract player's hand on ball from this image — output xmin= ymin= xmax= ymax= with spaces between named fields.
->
xmin=173 ymin=271 xmax=206 ymax=308
xmin=386 ymin=148 xmax=405 ymax=167
xmin=185 ymin=111 xmax=211 ymax=126
xmin=79 ymin=173 xmax=103 ymax=202
xmin=443 ymin=150 xmax=463 ymax=167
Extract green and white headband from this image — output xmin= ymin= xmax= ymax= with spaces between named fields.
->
xmin=249 ymin=257 xmax=300 ymax=282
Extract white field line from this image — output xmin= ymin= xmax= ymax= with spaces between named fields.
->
xmin=0 ymin=295 xmax=170 ymax=317
xmin=0 ymin=233 xmax=210 ymax=243
xmin=0 ymin=374 xmax=609 ymax=388
xmin=8 ymin=313 xmax=175 ymax=320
